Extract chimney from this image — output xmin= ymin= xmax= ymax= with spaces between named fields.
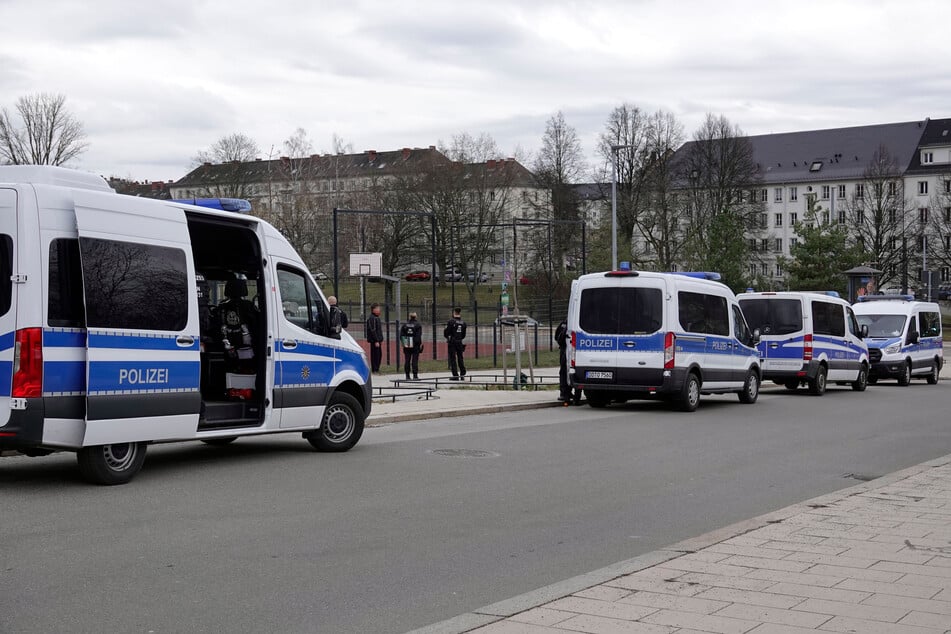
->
xmin=203 ymin=162 xmax=211 ymax=167
xmin=401 ymin=147 xmax=411 ymax=160
xmin=487 ymin=159 xmax=496 ymax=168
xmin=366 ymin=150 xmax=377 ymax=162
xmin=280 ymin=156 xmax=290 ymax=166
xmin=428 ymin=145 xmax=436 ymax=151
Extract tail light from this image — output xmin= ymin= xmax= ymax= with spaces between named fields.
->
xmin=803 ymin=333 xmax=813 ymax=361
xmin=570 ymin=331 xmax=576 ymax=367
xmin=664 ymin=332 xmax=676 ymax=369
xmin=12 ymin=328 xmax=43 ymax=398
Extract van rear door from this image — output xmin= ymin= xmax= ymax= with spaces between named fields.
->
xmin=0 ymin=189 xmax=16 ymax=427
xmin=738 ymin=296 xmax=805 ymax=374
xmin=73 ymin=192 xmax=201 ymax=445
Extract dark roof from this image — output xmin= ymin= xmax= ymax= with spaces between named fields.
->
xmin=174 ymin=147 xmax=451 ymax=188
xmin=108 ymin=177 xmax=173 ymax=199
xmin=904 ymin=117 xmax=951 ymax=176
xmin=673 ymin=120 xmax=929 ymax=185
xmin=460 ymin=158 xmax=538 ymax=187
xmin=571 ymin=183 xmax=610 ymax=201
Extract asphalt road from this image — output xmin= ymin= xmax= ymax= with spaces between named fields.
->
xmin=2 ymin=382 xmax=950 ymax=633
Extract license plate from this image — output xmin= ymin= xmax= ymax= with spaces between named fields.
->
xmin=585 ymin=371 xmax=613 ymax=380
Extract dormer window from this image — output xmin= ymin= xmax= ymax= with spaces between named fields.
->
xmin=923 ymin=151 xmax=934 ymax=164
xmin=809 ymin=161 xmax=823 ymax=172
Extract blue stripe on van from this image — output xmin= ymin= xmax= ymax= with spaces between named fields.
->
xmin=44 ymin=360 xmax=86 ymax=394
xmin=44 ymin=330 xmax=86 ymax=348
xmin=0 ymin=360 xmax=10 ymax=396
xmin=88 ymin=332 xmax=199 ymax=351
xmin=88 ymin=360 xmax=200 ymax=393
xmin=0 ymin=330 xmax=14 ymax=352
xmin=277 ymin=360 xmax=336 ymax=386
xmin=336 ymin=347 xmax=370 ymax=381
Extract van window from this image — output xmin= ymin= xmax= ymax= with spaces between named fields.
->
xmin=48 ymin=239 xmax=86 ymax=327
xmin=738 ymin=298 xmax=802 ymax=335
xmin=0 ymin=234 xmax=11 ymax=316
xmin=846 ymin=307 xmax=861 ymax=337
xmin=811 ymin=301 xmax=845 ymax=337
xmin=732 ymin=304 xmax=754 ymax=347
xmin=679 ymin=291 xmax=729 ymax=336
xmin=579 ymin=287 xmax=662 ymax=334
xmin=80 ymin=238 xmax=188 ymax=331
xmin=277 ymin=265 xmax=329 ymax=335
xmin=856 ymin=314 xmax=906 ymax=338
xmin=920 ymin=311 xmax=941 ymax=337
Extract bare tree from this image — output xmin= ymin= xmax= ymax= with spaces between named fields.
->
xmin=845 ymin=145 xmax=910 ymax=289
xmin=677 ymin=113 xmax=763 ymax=289
xmin=191 ymin=133 xmax=261 ymax=199
xmin=0 ymin=93 xmax=88 ymax=165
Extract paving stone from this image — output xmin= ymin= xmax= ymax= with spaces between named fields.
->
xmin=675 ymin=572 xmax=778 ymax=592
xmin=861 ymin=592 xmax=951 ymax=615
xmin=713 ymin=603 xmax=831 ymax=628
xmin=791 ymin=597 xmax=908 ymax=622
xmin=574 ymin=586 xmax=632 ymax=602
xmin=746 ymin=624 xmax=829 ymax=634
xmin=784 ymin=552 xmax=879 ymax=569
xmin=545 ymin=597 xmax=659 ymax=622
xmin=618 ymin=590 xmax=729 ymax=615
xmin=659 ymin=559 xmax=755 ymax=578
xmin=818 ymin=615 xmax=945 ymax=633
xmin=836 ymin=578 xmax=940 ymax=599
xmin=838 ymin=548 xmax=933 ymax=565
xmin=898 ymin=610 xmax=951 ymax=629
xmin=708 ymin=544 xmax=796 ymax=560
xmin=510 ymin=608 xmax=575 ymax=627
xmin=722 ymin=536 xmax=769 ymax=548
xmin=720 ymin=556 xmax=813 ymax=573
xmin=804 ymin=564 xmax=904 ymax=583
xmin=640 ymin=608 xmax=760 ymax=634
xmin=766 ymin=582 xmax=872 ymax=604
xmin=555 ymin=614 xmax=675 ymax=634
xmin=872 ymin=561 xmax=951 ymax=579
xmin=606 ymin=576 xmax=709 ymax=597
xmin=471 ymin=620 xmax=567 ymax=633
xmin=746 ymin=568 xmax=845 ymax=588
xmin=694 ymin=587 xmax=803 ymax=610
xmin=761 ymin=541 xmax=847 ymax=556
xmin=895 ymin=573 xmax=951 ymax=590
xmin=682 ymin=551 xmax=734 ymax=564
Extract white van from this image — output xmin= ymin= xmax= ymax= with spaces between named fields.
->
xmin=737 ymin=291 xmax=870 ymax=395
xmin=567 ymin=269 xmax=761 ymax=412
xmin=852 ymin=296 xmax=944 ymax=385
xmin=0 ymin=166 xmax=371 ymax=484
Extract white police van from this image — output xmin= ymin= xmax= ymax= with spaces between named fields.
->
xmin=852 ymin=295 xmax=944 ymax=385
xmin=0 ymin=166 xmax=371 ymax=484
xmin=737 ymin=291 xmax=870 ymax=395
xmin=567 ymin=267 xmax=761 ymax=412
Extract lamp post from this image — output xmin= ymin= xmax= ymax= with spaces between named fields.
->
xmin=611 ymin=144 xmax=634 ymax=270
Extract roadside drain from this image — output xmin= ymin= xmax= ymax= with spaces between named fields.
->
xmin=842 ymin=473 xmax=878 ymax=481
xmin=428 ymin=449 xmax=500 ymax=459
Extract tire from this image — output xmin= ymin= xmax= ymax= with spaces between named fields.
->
xmin=77 ymin=442 xmax=147 ymax=485
xmin=201 ymin=437 xmax=237 ymax=446
xmin=738 ymin=369 xmax=759 ymax=404
xmin=585 ymin=389 xmax=610 ymax=409
xmin=926 ymin=360 xmax=940 ymax=385
xmin=808 ymin=365 xmax=827 ymax=396
xmin=784 ymin=380 xmax=800 ymax=391
xmin=867 ymin=376 xmax=878 ymax=385
xmin=851 ymin=364 xmax=868 ymax=392
xmin=897 ymin=361 xmax=911 ymax=386
xmin=307 ymin=392 xmax=365 ymax=452
xmin=677 ymin=372 xmax=701 ymax=412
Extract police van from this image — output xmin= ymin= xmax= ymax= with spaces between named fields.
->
xmin=737 ymin=291 xmax=869 ymax=395
xmin=0 ymin=166 xmax=371 ymax=484
xmin=852 ymin=295 xmax=943 ymax=385
xmin=567 ymin=267 xmax=761 ymax=412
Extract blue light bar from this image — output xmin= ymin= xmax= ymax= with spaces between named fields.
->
xmin=856 ymin=293 xmax=914 ymax=302
xmin=671 ymin=271 xmax=722 ymax=281
xmin=172 ymin=198 xmax=253 ymax=213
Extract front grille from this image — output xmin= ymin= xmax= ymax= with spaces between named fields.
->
xmin=869 ymin=348 xmax=882 ymax=363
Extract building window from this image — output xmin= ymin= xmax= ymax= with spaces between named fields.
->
xmin=748 ymin=238 xmax=757 ymax=252
xmin=749 ymin=263 xmax=757 ymax=276
xmin=822 ymin=211 xmax=829 ymax=224
xmin=760 ymin=238 xmax=768 ymax=252
xmin=919 ymin=181 xmax=929 ymax=195
xmin=774 ymin=238 xmax=783 ymax=252
xmin=759 ymin=213 xmax=768 ymax=229
xmin=923 ymin=151 xmax=934 ymax=164
xmin=889 ymin=209 xmax=898 ymax=223
xmin=775 ymin=263 xmax=783 ymax=277
xmin=837 ymin=184 xmax=846 ymax=198
xmin=857 ymin=210 xmax=865 ymax=223
xmin=855 ymin=183 xmax=864 ymax=199
xmin=774 ymin=187 xmax=783 ymax=202
xmin=790 ymin=212 xmax=798 ymax=225
xmin=809 ymin=161 xmax=823 ymax=172
xmin=945 ymin=236 xmax=951 ymax=251
xmin=890 ymin=237 xmax=899 ymax=250
xmin=888 ymin=182 xmax=897 ymax=196
xmin=945 ymin=207 xmax=951 ymax=222
xmin=838 ymin=211 xmax=846 ymax=224
xmin=790 ymin=238 xmax=798 ymax=249
xmin=760 ymin=189 xmax=768 ymax=202
xmin=760 ymin=263 xmax=768 ymax=276
xmin=774 ymin=213 xmax=783 ymax=227
xmin=919 ymin=207 xmax=929 ymax=223
xmin=789 ymin=186 xmax=798 ymax=202
xmin=943 ymin=267 xmax=950 ymax=282
xmin=821 ymin=185 xmax=830 ymax=200
xmin=945 ymin=180 xmax=950 ymax=194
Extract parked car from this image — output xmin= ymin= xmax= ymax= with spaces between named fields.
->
xmin=468 ymin=271 xmax=489 ymax=283
xmin=937 ymin=284 xmax=951 ymax=301
xmin=314 ymin=271 xmax=329 ymax=280
xmin=435 ymin=267 xmax=463 ymax=282
xmin=518 ymin=275 xmax=533 ymax=285
xmin=405 ymin=270 xmax=431 ymax=281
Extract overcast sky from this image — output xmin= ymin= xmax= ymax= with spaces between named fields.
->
xmin=2 ymin=0 xmax=948 ymax=183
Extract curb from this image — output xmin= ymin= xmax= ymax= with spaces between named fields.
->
xmin=407 ymin=452 xmax=951 ymax=634
xmin=367 ymin=399 xmax=562 ymax=426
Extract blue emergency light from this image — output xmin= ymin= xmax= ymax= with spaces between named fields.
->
xmin=671 ymin=271 xmax=722 ymax=281
xmin=856 ymin=293 xmax=914 ymax=302
xmin=171 ymin=198 xmax=253 ymax=213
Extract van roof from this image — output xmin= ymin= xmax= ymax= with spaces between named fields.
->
xmin=853 ymin=299 xmax=939 ymax=313
xmin=577 ymin=269 xmax=731 ymax=291
xmin=0 ymin=165 xmax=114 ymax=192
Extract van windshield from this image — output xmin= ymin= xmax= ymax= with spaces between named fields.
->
xmin=579 ymin=287 xmax=662 ymax=334
xmin=855 ymin=314 xmax=906 ymax=338
xmin=738 ymin=298 xmax=802 ymax=335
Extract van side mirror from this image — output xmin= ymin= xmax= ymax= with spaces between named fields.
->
xmin=752 ymin=328 xmax=761 ymax=344
xmin=860 ymin=324 xmax=869 ymax=339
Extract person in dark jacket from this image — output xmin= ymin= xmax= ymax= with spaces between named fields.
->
xmin=365 ymin=303 xmax=384 ymax=372
xmin=444 ymin=307 xmax=467 ymax=379
xmin=399 ymin=311 xmax=423 ymax=380
xmin=328 ymin=295 xmax=348 ymax=336
xmin=555 ymin=318 xmax=576 ymax=404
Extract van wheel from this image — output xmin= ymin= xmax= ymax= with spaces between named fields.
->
xmin=77 ymin=442 xmax=147 ymax=485
xmin=852 ymin=364 xmax=868 ymax=392
xmin=678 ymin=372 xmax=701 ymax=412
xmin=926 ymin=360 xmax=939 ymax=385
xmin=307 ymin=392 xmax=364 ymax=452
xmin=867 ymin=376 xmax=878 ymax=385
xmin=201 ymin=437 xmax=237 ymax=446
xmin=585 ymin=390 xmax=610 ymax=408
xmin=808 ymin=365 xmax=827 ymax=396
xmin=784 ymin=380 xmax=800 ymax=391
xmin=738 ymin=369 xmax=759 ymax=404
xmin=897 ymin=361 xmax=911 ymax=386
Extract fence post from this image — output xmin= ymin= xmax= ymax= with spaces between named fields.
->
xmin=492 ymin=321 xmax=497 ymax=367
xmin=533 ymin=322 xmax=539 ymax=366
xmin=474 ymin=299 xmax=479 ymax=359
xmin=395 ymin=318 xmax=401 ymax=371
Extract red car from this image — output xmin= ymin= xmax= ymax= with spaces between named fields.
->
xmin=405 ymin=271 xmax=431 ymax=281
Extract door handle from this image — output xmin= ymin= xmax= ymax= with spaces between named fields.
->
xmin=176 ymin=335 xmax=195 ymax=347
xmin=769 ymin=343 xmax=778 ymax=349
xmin=282 ymin=339 xmax=298 ymax=350
xmin=622 ymin=341 xmax=636 ymax=348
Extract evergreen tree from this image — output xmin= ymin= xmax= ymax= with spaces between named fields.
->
xmin=785 ymin=196 xmax=863 ymax=294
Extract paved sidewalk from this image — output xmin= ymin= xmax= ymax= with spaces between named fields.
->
xmin=414 ymin=455 xmax=951 ymax=634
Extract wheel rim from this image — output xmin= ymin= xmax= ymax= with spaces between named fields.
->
xmin=932 ymin=363 xmax=939 ymax=382
xmin=103 ymin=443 xmax=137 ymax=472
xmin=747 ymin=374 xmax=758 ymax=399
xmin=817 ymin=370 xmax=826 ymax=391
xmin=688 ymin=377 xmax=700 ymax=407
xmin=323 ymin=404 xmax=356 ymax=443
xmin=859 ymin=367 xmax=867 ymax=388
xmin=903 ymin=364 xmax=911 ymax=383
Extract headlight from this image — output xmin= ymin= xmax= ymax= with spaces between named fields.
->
xmin=884 ymin=343 xmax=900 ymax=354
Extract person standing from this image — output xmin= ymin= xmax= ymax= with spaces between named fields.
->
xmin=399 ymin=311 xmax=423 ymax=380
xmin=554 ymin=318 xmax=575 ymax=405
xmin=328 ymin=295 xmax=348 ymax=334
xmin=444 ymin=307 xmax=467 ymax=380
xmin=365 ymin=303 xmax=384 ymax=373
